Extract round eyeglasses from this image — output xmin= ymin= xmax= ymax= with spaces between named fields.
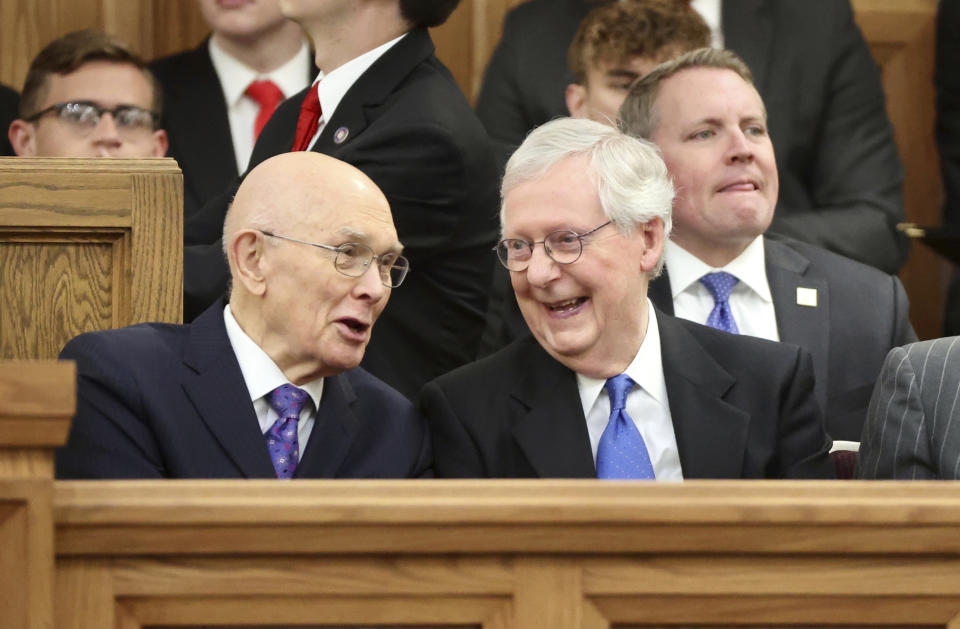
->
xmin=494 ymin=221 xmax=613 ymax=272
xmin=260 ymin=231 xmax=410 ymax=288
xmin=25 ymin=101 xmax=159 ymax=138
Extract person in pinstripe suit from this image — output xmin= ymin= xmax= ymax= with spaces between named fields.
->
xmin=857 ymin=337 xmax=960 ymax=479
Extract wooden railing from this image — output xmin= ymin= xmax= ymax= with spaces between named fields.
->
xmin=5 ymin=361 xmax=960 ymax=628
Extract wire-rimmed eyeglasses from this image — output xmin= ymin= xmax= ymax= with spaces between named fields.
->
xmin=25 ymin=101 xmax=159 ymax=137
xmin=494 ymin=220 xmax=613 ymax=272
xmin=260 ymin=231 xmax=409 ymax=288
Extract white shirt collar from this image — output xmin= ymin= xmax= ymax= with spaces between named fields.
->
xmin=576 ymin=299 xmax=669 ymax=417
xmin=663 ymin=236 xmax=772 ymax=303
xmin=222 ymin=304 xmax=324 ymax=410
xmin=208 ymin=36 xmax=313 ymax=107
xmin=691 ymin=0 xmax=725 ymax=48
xmin=313 ymin=32 xmax=407 ymax=128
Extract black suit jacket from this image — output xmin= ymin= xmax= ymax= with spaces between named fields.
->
xmin=936 ymin=0 xmax=960 ymax=335
xmin=183 ymin=28 xmax=500 ymax=400
xmin=150 ymin=41 xmax=316 ymax=219
xmin=476 ymin=0 xmax=906 ymax=273
xmin=648 ymin=237 xmax=917 ymax=441
xmin=0 ymin=83 xmax=19 ymax=156
xmin=55 ymin=302 xmax=431 ymax=479
xmin=422 ymin=310 xmax=834 ymax=479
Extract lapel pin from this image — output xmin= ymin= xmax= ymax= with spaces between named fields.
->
xmin=796 ymin=287 xmax=818 ymax=307
xmin=333 ymin=126 xmax=349 ymax=144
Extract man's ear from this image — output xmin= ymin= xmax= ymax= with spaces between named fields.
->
xmin=151 ymin=129 xmax=169 ymax=157
xmin=565 ymin=83 xmax=588 ymax=118
xmin=8 ymin=120 xmax=37 ymax=156
xmin=230 ymin=229 xmax=269 ymax=296
xmin=638 ymin=217 xmax=665 ymax=274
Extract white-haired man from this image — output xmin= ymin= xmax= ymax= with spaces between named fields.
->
xmin=420 ymin=117 xmax=834 ymax=480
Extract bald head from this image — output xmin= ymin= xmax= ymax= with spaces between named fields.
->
xmin=224 ymin=151 xmax=401 ymax=384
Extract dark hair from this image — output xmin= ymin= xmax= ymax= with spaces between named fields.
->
xmin=568 ymin=0 xmax=711 ymax=83
xmin=398 ymin=0 xmax=461 ymax=28
xmin=19 ymin=29 xmax=162 ymax=119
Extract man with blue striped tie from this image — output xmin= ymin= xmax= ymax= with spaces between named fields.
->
xmin=420 ymin=116 xmax=834 ymax=480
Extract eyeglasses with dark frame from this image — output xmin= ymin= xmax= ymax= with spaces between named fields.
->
xmin=494 ymin=220 xmax=613 ymax=272
xmin=25 ymin=101 xmax=159 ymax=137
xmin=259 ymin=230 xmax=410 ymax=288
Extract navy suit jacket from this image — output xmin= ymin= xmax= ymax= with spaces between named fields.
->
xmin=183 ymin=28 xmax=500 ymax=400
xmin=149 ymin=41 xmax=317 ymax=219
xmin=422 ymin=310 xmax=834 ymax=479
xmin=55 ymin=302 xmax=431 ymax=479
xmin=648 ymin=237 xmax=917 ymax=441
xmin=476 ymin=0 xmax=906 ymax=273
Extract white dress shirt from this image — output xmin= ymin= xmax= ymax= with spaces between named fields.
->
xmin=664 ymin=237 xmax=780 ymax=342
xmin=303 ymin=32 xmax=407 ymax=151
xmin=223 ymin=305 xmax=323 ymax=448
xmin=208 ymin=37 xmax=313 ymax=174
xmin=691 ymin=0 xmax=725 ymax=48
xmin=577 ymin=300 xmax=683 ymax=480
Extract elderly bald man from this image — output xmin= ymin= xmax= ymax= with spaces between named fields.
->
xmin=56 ymin=151 xmax=431 ymax=479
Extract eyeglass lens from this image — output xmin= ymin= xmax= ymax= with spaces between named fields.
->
xmin=56 ymin=102 xmax=156 ymax=136
xmin=334 ymin=243 xmax=409 ymax=287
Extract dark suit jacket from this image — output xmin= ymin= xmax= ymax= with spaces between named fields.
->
xmin=55 ymin=302 xmax=432 ymax=479
xmin=149 ymin=41 xmax=316 ymax=219
xmin=648 ymin=237 xmax=916 ymax=441
xmin=936 ymin=0 xmax=960 ymax=335
xmin=476 ymin=0 xmax=907 ymax=273
xmin=857 ymin=337 xmax=960 ymax=479
xmin=0 ymin=83 xmax=19 ymax=156
xmin=183 ymin=28 xmax=499 ymax=400
xmin=422 ymin=310 xmax=834 ymax=479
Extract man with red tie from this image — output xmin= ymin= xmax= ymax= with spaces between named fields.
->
xmin=184 ymin=0 xmax=500 ymax=401
xmin=150 ymin=0 xmax=313 ymax=218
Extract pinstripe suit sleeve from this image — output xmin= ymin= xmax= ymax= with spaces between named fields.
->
xmin=857 ymin=337 xmax=960 ymax=479
xmin=856 ymin=345 xmax=935 ymax=479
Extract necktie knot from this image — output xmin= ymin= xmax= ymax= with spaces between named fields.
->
xmin=268 ymin=383 xmax=309 ymax=421
xmin=700 ymin=271 xmax=739 ymax=302
xmin=605 ymin=373 xmax=634 ymax=412
xmin=245 ymin=79 xmax=284 ymax=139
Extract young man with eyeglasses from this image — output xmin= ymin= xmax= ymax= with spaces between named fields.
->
xmin=420 ymin=117 xmax=834 ymax=480
xmin=57 ymin=151 xmax=430 ymax=479
xmin=8 ymin=30 xmax=167 ymax=159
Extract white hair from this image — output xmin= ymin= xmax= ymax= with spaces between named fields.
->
xmin=501 ymin=117 xmax=674 ymax=274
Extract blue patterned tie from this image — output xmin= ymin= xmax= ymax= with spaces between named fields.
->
xmin=700 ymin=271 xmax=740 ymax=334
xmin=265 ymin=384 xmax=309 ymax=479
xmin=596 ymin=374 xmax=656 ymax=479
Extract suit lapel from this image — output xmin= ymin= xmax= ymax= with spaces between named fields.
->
xmin=723 ymin=0 xmax=774 ymax=94
xmin=765 ymin=238 xmax=830 ymax=412
xmin=180 ymin=304 xmax=276 ymax=478
xmin=294 ymin=374 xmax=362 ymax=478
xmin=657 ymin=311 xmax=750 ymax=478
xmin=313 ymin=28 xmax=435 ymax=154
xmin=509 ymin=343 xmax=596 ymax=478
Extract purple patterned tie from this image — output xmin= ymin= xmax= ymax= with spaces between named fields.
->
xmin=265 ymin=384 xmax=309 ymax=479
xmin=596 ymin=374 xmax=656 ymax=479
xmin=700 ymin=271 xmax=740 ymax=334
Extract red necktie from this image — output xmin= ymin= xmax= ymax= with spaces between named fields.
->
xmin=245 ymin=79 xmax=284 ymax=140
xmin=291 ymin=83 xmax=322 ymax=151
